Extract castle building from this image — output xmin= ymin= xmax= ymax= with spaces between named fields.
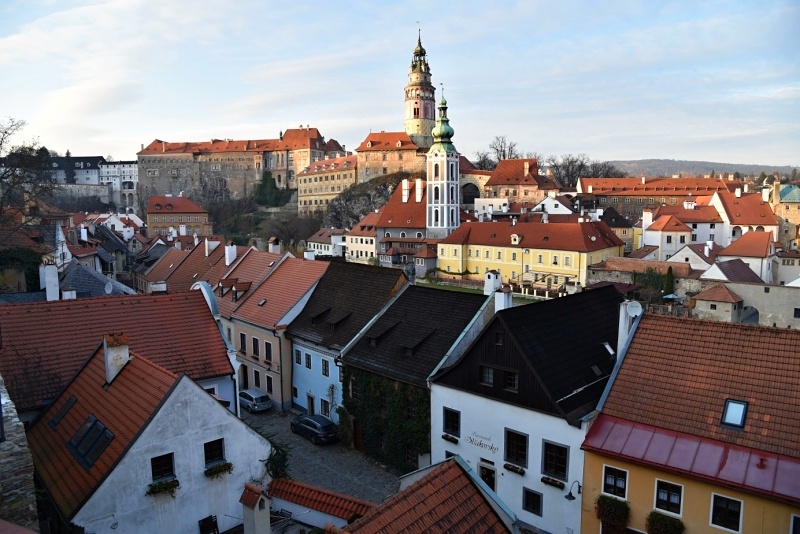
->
xmin=404 ymin=32 xmax=436 ymax=149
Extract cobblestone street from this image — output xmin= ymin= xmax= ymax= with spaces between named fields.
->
xmin=241 ymin=410 xmax=400 ymax=504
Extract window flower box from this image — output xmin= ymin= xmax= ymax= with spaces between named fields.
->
xmin=146 ymin=478 xmax=180 ymax=498
xmin=540 ymin=476 xmax=565 ymax=489
xmin=204 ymin=461 xmax=234 ymax=479
xmin=504 ymin=463 xmax=525 ymax=475
xmin=441 ymin=433 xmax=458 ymax=444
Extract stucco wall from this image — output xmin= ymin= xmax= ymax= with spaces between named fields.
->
xmin=291 ymin=341 xmax=342 ymax=423
xmin=73 ymin=377 xmax=271 ymax=534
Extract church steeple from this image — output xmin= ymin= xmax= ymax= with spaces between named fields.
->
xmin=426 ymin=88 xmax=460 ymax=240
xmin=404 ymin=31 xmax=435 ymax=149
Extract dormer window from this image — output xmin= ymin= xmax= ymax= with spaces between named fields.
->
xmin=155 ymin=204 xmax=162 ymax=210
xmin=722 ymin=399 xmax=748 ymax=428
xmin=166 ymin=203 xmax=173 ymax=210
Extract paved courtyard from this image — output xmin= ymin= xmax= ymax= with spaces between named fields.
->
xmin=242 ymin=409 xmax=400 ymax=504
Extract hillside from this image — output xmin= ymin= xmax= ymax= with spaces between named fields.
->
xmin=608 ymin=159 xmax=796 ymax=178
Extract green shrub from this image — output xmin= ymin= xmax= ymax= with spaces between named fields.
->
xmin=646 ymin=510 xmax=685 ymax=534
xmin=595 ymin=495 xmax=630 ymax=530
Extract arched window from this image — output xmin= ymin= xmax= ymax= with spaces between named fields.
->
xmin=434 ymin=186 xmax=440 ymax=202
xmin=450 ymin=163 xmax=455 ymax=176
xmin=434 ymin=209 xmax=440 ymax=225
xmin=434 ymin=163 xmax=439 ymax=178
xmin=400 ymin=232 xmax=406 ymax=238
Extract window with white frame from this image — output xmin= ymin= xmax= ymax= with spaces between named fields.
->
xmin=603 ymin=465 xmax=627 ymax=498
xmin=710 ymin=493 xmax=742 ymax=532
xmin=655 ymin=480 xmax=682 ymax=515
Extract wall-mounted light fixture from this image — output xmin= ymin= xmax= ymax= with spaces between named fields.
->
xmin=565 ymin=480 xmax=582 ymax=501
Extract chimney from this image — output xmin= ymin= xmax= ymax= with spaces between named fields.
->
xmin=484 ymin=270 xmax=501 ymax=295
xmin=735 ymin=187 xmax=741 ymax=198
xmin=205 ymin=238 xmax=221 ymax=257
xmin=304 ymin=250 xmax=316 ymax=260
xmin=707 ymin=240 xmax=714 ymax=251
xmin=268 ymin=237 xmax=280 ymax=254
xmin=141 ymin=143 xmax=144 ymax=151
xmin=642 ymin=209 xmax=654 ymax=230
xmin=162 ymin=141 xmax=166 ymax=153
xmin=495 ymin=284 xmax=513 ymax=313
xmin=225 ymin=242 xmax=237 ymax=266
xmin=104 ymin=332 xmax=131 ymax=383
xmin=40 ymin=264 xmax=59 ymax=301
xmin=542 ymin=211 xmax=549 ymax=224
xmin=80 ymin=224 xmax=88 ymax=242
xmin=704 ymin=244 xmax=709 ymax=257
xmin=762 ymin=186 xmax=770 ymax=203
xmin=524 ymin=162 xmax=529 ymax=176
xmin=641 ymin=176 xmax=646 ymax=185
xmin=241 ymin=483 xmax=271 ymax=534
xmin=588 ymin=185 xmax=593 ymax=194
xmin=617 ymin=300 xmax=642 ymax=353
xmin=744 ymin=183 xmax=749 ymax=193
xmin=194 ymin=233 xmax=200 ymax=247
xmin=415 ymin=178 xmax=423 ymax=202
xmin=402 ymin=179 xmax=410 ymax=203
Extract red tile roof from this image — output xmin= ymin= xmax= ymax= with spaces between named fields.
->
xmin=719 ymin=231 xmax=774 ymax=258
xmin=300 ymin=155 xmax=357 ymax=175
xmin=232 ymin=257 xmax=329 ymax=329
xmin=347 ymin=210 xmax=382 ymax=237
xmin=214 ymin=250 xmax=284 ymax=319
xmin=708 ymin=258 xmax=765 ymax=283
xmin=308 ymin=228 xmax=347 ymax=243
xmin=583 ymin=414 xmax=800 ymax=507
xmin=27 ymin=345 xmax=178 ymax=519
xmin=599 ymin=257 xmax=693 ymax=278
xmin=650 ymin=203 xmax=723 ymax=223
xmin=693 ymin=283 xmax=743 ymax=303
xmin=579 ymin=176 xmax=739 ymax=196
xmin=344 ymin=458 xmax=510 ymax=533
xmin=627 ymin=245 xmax=659 ymax=259
xmin=376 ymin=180 xmax=427 ymax=229
xmin=0 ymin=291 xmax=233 ymax=412
xmin=603 ymin=314 xmax=800 ymax=458
xmin=647 ymin=215 xmax=691 ymax=233
xmin=143 ymin=247 xmax=189 ymax=282
xmin=201 ymin=245 xmax=258 ymax=289
xmin=138 ymin=128 xmax=326 ymax=155
xmin=146 ymin=195 xmax=208 ymax=214
xmin=485 ymin=159 xmax=559 ymax=190
xmin=714 ymin=190 xmax=779 ymax=227
xmin=355 ymin=132 xmax=418 ymax=152
xmin=439 ymin=220 xmax=624 ymax=251
xmin=269 ymin=479 xmax=376 ymax=520
xmin=162 ymin=238 xmax=228 ymax=291
xmin=240 ymin=483 xmax=265 ymax=510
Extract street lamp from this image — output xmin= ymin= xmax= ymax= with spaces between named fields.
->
xmin=565 ymin=480 xmax=582 ymax=501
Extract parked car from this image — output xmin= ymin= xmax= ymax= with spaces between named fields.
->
xmin=290 ymin=414 xmax=338 ymax=444
xmin=239 ymin=388 xmax=272 ymax=413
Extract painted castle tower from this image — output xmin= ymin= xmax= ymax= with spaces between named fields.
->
xmin=404 ymin=32 xmax=436 ymax=149
xmin=426 ymin=94 xmax=460 ymax=239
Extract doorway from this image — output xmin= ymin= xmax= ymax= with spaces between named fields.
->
xmin=307 ymin=394 xmax=315 ymax=415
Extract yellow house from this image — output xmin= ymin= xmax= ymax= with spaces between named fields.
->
xmin=581 ymin=314 xmax=800 ymax=534
xmin=436 ymin=220 xmax=624 ymax=288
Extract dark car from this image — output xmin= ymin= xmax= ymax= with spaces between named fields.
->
xmin=239 ymin=388 xmax=272 ymax=413
xmin=290 ymin=414 xmax=338 ymax=444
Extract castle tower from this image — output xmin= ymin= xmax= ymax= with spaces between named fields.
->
xmin=426 ymin=93 xmax=460 ymax=239
xmin=404 ymin=32 xmax=436 ymax=149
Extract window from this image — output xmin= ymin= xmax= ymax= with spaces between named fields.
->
xmin=522 ymin=488 xmax=543 ymax=516
xmin=443 ymin=408 xmax=460 ymax=437
xmin=294 ymin=349 xmax=301 ymax=365
xmin=253 ymin=370 xmax=260 ymax=388
xmin=603 ymin=466 xmax=627 ymax=498
xmin=49 ymin=395 xmax=77 ymax=428
xmin=564 ymin=256 xmax=571 ymax=267
xmin=656 ymin=480 xmax=682 ymax=514
xmin=624 ymin=198 xmax=631 ymax=204
xmin=691 ymin=233 xmax=697 ymax=241
xmin=542 ymin=441 xmax=568 ymax=480
xmin=495 ymin=332 xmax=504 ymax=346
xmin=321 ymin=399 xmax=330 ymax=417
xmin=252 ymin=337 xmax=260 ymax=357
xmin=505 ymin=429 xmax=528 ymax=467
xmin=405 ymin=446 xmax=417 ymax=465
xmin=266 ymin=375 xmax=273 ymax=394
xmin=292 ymin=386 xmax=298 ymax=398
xmin=151 ymin=452 xmax=175 ymax=481
xmin=538 ymin=254 xmax=543 ymax=264
xmin=264 ymin=341 xmax=272 ymax=363
xmin=711 ymin=304 xmax=717 ymax=310
xmin=792 ymin=515 xmax=800 ymax=534
xmin=711 ymin=494 xmax=742 ymax=532
xmin=722 ymin=399 xmax=748 ymax=428
xmin=204 ymin=438 xmax=225 ymax=467
xmin=794 ymin=308 xmax=800 ymax=319
xmin=479 ymin=365 xmax=494 ymax=386
xmin=666 ymin=236 xmax=672 ymax=244
xmin=679 ymin=235 xmax=686 ymax=244
xmin=305 ymin=354 xmax=311 ymax=369
xmin=322 ymin=359 xmax=329 ymax=377
xmin=239 ymin=333 xmax=246 ymax=353
xmin=68 ymin=415 xmax=114 ymax=470
xmin=504 ymin=371 xmax=519 ymax=392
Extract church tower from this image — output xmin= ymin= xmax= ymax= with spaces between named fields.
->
xmin=404 ymin=32 xmax=436 ymax=149
xmin=426 ymin=93 xmax=460 ymax=240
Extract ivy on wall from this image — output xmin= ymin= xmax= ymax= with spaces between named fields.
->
xmin=342 ymin=366 xmax=430 ymax=472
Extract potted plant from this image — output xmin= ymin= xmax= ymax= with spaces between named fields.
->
xmin=204 ymin=461 xmax=234 ymax=479
xmin=646 ymin=510 xmax=685 ymax=534
xmin=146 ymin=478 xmax=180 ymax=498
xmin=595 ymin=495 xmax=630 ymax=534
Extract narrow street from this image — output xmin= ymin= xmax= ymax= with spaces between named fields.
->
xmin=241 ymin=410 xmax=400 ymax=504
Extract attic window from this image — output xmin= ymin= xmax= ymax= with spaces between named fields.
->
xmin=68 ymin=415 xmax=115 ymax=471
xmin=722 ymin=399 xmax=748 ymax=428
xmin=590 ymin=365 xmax=602 ymax=377
xmin=155 ymin=204 xmax=162 ymax=210
xmin=268 ymin=262 xmax=275 ymax=267
xmin=258 ymin=299 xmax=267 ymax=307
xmin=166 ymin=204 xmax=173 ymax=210
xmin=49 ymin=395 xmax=77 ymax=428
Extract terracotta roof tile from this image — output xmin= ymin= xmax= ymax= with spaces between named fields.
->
xmin=627 ymin=245 xmax=659 ymax=259
xmin=439 ymin=220 xmax=624 ymax=251
xmin=345 ymin=458 xmax=510 ymax=533
xmin=603 ymin=314 xmax=800 ymax=458
xmin=579 ymin=176 xmax=739 ymax=196
xmin=650 ymin=203 xmax=723 ymax=223
xmin=300 ymin=155 xmax=357 ymax=175
xmin=376 ymin=180 xmax=427 ymax=229
xmin=706 ymin=258 xmax=765 ymax=283
xmin=308 ymin=228 xmax=347 ymax=242
xmin=26 ymin=345 xmax=178 ymax=519
xmin=269 ymin=479 xmax=376 ymax=520
xmin=355 ymin=132 xmax=418 ymax=152
xmin=485 ymin=159 xmax=558 ymax=190
xmin=138 ymin=129 xmax=325 ymax=155
xmin=214 ymin=250 xmax=284 ymax=319
xmin=143 ymin=247 xmax=189 ymax=282
xmin=647 ymin=215 xmax=691 ymax=233
xmin=240 ymin=483 xmax=265 ymax=509
xmin=347 ymin=210 xmax=382 ymax=237
xmin=0 ymin=291 xmax=233 ymax=412
xmin=163 ymin=238 xmax=228 ymax=291
xmin=693 ymin=283 xmax=743 ymax=303
xmin=718 ymin=231 xmax=774 ymax=258
xmin=146 ymin=195 xmax=208 ymax=214
xmin=714 ymin=190 xmax=779 ymax=226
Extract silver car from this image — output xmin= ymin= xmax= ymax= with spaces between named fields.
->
xmin=239 ymin=388 xmax=272 ymax=413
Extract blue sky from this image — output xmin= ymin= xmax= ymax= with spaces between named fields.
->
xmin=1 ymin=0 xmax=798 ymax=166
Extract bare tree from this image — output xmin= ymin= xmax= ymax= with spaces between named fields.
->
xmin=546 ymin=153 xmax=626 ymax=187
xmin=489 ymin=135 xmax=521 ymax=162
xmin=472 ymin=150 xmax=497 ymax=171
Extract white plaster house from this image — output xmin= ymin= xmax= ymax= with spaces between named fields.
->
xmin=27 ymin=334 xmax=272 ymax=534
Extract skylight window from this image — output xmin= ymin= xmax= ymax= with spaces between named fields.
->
xmin=722 ymin=399 xmax=748 ymax=428
xmin=258 ymin=299 xmax=267 ymax=307
xmin=49 ymin=395 xmax=77 ymax=428
xmin=68 ymin=415 xmax=114 ymax=470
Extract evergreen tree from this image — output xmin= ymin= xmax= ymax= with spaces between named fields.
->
xmin=64 ymin=150 xmax=76 ymax=184
xmin=664 ymin=266 xmax=674 ymax=295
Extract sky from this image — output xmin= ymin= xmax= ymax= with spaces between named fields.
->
xmin=1 ymin=0 xmax=798 ymax=166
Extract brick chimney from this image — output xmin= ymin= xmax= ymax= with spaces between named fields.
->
xmin=402 ymin=179 xmax=410 ymax=203
xmin=104 ymin=332 xmax=131 ymax=383
xmin=240 ymin=483 xmax=271 ymax=534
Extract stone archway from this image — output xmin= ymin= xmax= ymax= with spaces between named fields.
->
xmin=461 ymin=183 xmax=480 ymax=206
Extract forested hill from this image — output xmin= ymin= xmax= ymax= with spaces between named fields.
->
xmin=608 ymin=159 xmax=796 ymax=178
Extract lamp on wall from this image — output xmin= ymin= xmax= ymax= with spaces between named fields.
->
xmin=565 ymin=480 xmax=582 ymax=501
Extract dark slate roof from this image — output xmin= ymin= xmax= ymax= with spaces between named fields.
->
xmin=0 ymin=292 xmax=47 ymax=304
xmin=286 ymin=262 xmax=407 ymax=351
xmin=342 ymin=286 xmax=488 ymax=387
xmin=715 ymin=258 xmax=764 ymax=283
xmin=59 ymin=259 xmax=136 ymax=297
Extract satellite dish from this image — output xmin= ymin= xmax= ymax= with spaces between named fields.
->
xmin=104 ymin=281 xmax=113 ymax=295
xmin=626 ymin=301 xmax=643 ymax=317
